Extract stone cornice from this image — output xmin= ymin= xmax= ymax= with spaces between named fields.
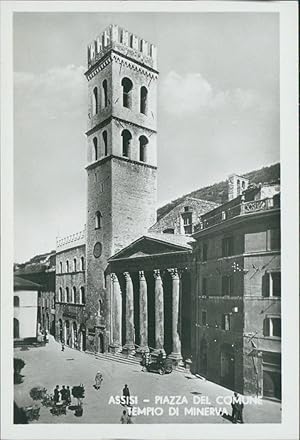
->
xmin=85 ymin=154 xmax=157 ymax=171
xmin=85 ymin=115 xmax=157 ymax=137
xmin=85 ymin=49 xmax=159 ymax=81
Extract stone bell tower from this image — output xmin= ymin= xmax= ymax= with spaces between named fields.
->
xmin=84 ymin=25 xmax=158 ymax=348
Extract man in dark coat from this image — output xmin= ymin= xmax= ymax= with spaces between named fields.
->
xmin=53 ymin=385 xmax=60 ymax=404
xmin=122 ymin=384 xmax=130 ymax=406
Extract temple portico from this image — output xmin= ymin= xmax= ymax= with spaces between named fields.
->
xmin=107 ymin=233 xmax=194 ymax=363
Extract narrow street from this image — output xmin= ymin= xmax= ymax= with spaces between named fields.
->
xmin=14 ymin=337 xmax=281 ymax=424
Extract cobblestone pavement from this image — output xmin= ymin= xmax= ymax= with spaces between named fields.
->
xmin=14 ymin=337 xmax=281 ymax=424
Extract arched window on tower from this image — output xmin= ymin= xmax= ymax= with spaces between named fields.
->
xmin=121 ymin=78 xmax=133 ymax=109
xmin=92 ymin=87 xmax=98 ymax=115
xmin=121 ymin=130 xmax=132 ymax=158
xmin=59 ymin=262 xmax=63 ymax=273
xmin=73 ymin=258 xmax=77 ymax=272
xmin=66 ymin=260 xmax=69 ymax=273
xmin=58 ymin=287 xmax=62 ymax=302
xmin=139 ymin=135 xmax=148 ymax=162
xmin=140 ymin=86 xmax=148 ymax=115
xmin=80 ymin=257 xmax=85 ymax=271
xmin=102 ymin=131 xmax=108 ymax=156
xmin=80 ymin=287 xmax=85 ymax=304
xmin=102 ymin=80 xmax=108 ymax=108
xmin=72 ymin=287 xmax=76 ymax=304
xmin=93 ymin=137 xmax=98 ymax=161
xmin=66 ymin=287 xmax=70 ymax=303
xmin=95 ymin=211 xmax=102 ymax=229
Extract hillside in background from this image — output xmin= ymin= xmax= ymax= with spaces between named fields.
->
xmin=157 ymin=162 xmax=280 ymax=221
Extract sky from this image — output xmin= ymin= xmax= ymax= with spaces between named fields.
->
xmin=14 ymin=12 xmax=279 ymax=263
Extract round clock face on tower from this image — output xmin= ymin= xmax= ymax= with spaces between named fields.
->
xmin=93 ymin=242 xmax=102 ymax=258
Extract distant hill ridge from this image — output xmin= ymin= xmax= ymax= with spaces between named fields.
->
xmin=157 ymin=163 xmax=280 ymax=221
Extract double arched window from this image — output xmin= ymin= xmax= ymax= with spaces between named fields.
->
xmin=139 ymin=135 xmax=148 ymax=162
xmin=95 ymin=211 xmax=102 ymax=229
xmin=92 ymin=87 xmax=98 ymax=115
xmin=121 ymin=129 xmax=132 ymax=158
xmin=93 ymin=137 xmax=98 ymax=161
xmin=122 ymin=78 xmax=133 ymax=108
xmin=140 ymin=86 xmax=148 ymax=114
xmin=71 ymin=287 xmax=76 ymax=304
xmin=58 ymin=287 xmax=62 ymax=302
xmin=66 ymin=287 xmax=70 ymax=303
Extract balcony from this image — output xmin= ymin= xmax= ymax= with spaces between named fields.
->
xmin=196 ymin=197 xmax=279 ymax=231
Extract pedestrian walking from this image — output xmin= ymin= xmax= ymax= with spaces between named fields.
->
xmin=120 ymin=409 xmax=128 ymax=424
xmin=61 ymin=340 xmax=65 ymax=351
xmin=122 ymin=384 xmax=130 ymax=406
xmin=53 ymin=385 xmax=60 ymax=404
xmin=94 ymin=371 xmax=103 ymax=390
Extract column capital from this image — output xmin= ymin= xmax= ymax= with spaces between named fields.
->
xmin=123 ymin=271 xmax=132 ymax=281
xmin=111 ymin=273 xmax=119 ymax=283
xmin=167 ymin=268 xmax=180 ymax=280
xmin=139 ymin=270 xmax=146 ymax=280
xmin=153 ymin=269 xmax=161 ymax=279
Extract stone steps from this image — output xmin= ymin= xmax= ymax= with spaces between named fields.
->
xmin=86 ymin=350 xmax=189 ymax=373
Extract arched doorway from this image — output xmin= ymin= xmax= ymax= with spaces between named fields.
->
xmin=99 ymin=332 xmax=105 ymax=353
xmin=14 ymin=318 xmax=20 ymax=339
xmin=73 ymin=322 xmax=78 ymax=349
xmin=58 ymin=319 xmax=63 ymax=341
xmin=79 ymin=325 xmax=86 ymax=351
xmin=220 ymin=344 xmax=235 ymax=390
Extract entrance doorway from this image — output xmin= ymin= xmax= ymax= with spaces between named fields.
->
xmin=220 ymin=346 xmax=235 ymax=390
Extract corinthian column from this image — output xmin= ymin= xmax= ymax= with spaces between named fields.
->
xmin=139 ymin=271 xmax=149 ymax=352
xmin=123 ymin=272 xmax=135 ymax=353
xmin=154 ymin=269 xmax=165 ymax=355
xmin=168 ymin=268 xmax=182 ymax=363
xmin=111 ymin=273 xmax=122 ymax=351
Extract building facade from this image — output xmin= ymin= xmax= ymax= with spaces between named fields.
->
xmin=14 ymin=276 xmax=42 ymax=342
xmin=191 ymin=181 xmax=281 ymax=399
xmin=55 ymin=229 xmax=87 ymax=350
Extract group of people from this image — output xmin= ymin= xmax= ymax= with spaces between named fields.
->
xmin=53 ymin=385 xmax=72 ymax=405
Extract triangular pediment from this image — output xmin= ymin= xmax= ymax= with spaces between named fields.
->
xmin=109 ymin=233 xmax=193 ymax=261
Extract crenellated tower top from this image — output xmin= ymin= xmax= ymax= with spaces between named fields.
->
xmin=87 ymin=24 xmax=157 ymax=71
